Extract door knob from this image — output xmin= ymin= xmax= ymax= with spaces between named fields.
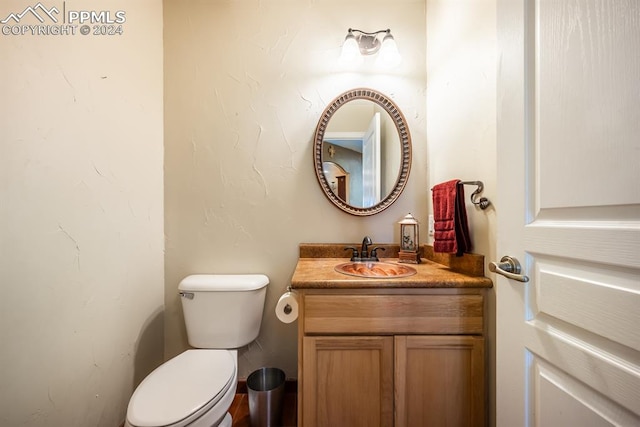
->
xmin=489 ymin=256 xmax=529 ymax=282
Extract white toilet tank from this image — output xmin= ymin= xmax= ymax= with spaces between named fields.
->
xmin=178 ymin=274 xmax=269 ymax=349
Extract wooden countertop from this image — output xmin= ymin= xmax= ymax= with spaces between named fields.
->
xmin=291 ymin=257 xmax=493 ymax=289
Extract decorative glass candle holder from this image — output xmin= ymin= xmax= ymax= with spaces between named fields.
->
xmin=398 ymin=213 xmax=420 ymax=264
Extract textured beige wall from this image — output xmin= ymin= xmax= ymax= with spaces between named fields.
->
xmin=0 ymin=1 xmax=165 ymax=426
xmin=164 ymin=0 xmax=428 ymax=378
xmin=426 ymin=0 xmax=497 ymax=424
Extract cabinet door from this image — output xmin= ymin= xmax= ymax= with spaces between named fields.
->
xmin=395 ymin=335 xmax=485 ymax=427
xmin=302 ymin=336 xmax=394 ymax=427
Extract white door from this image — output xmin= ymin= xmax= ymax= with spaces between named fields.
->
xmin=362 ymin=112 xmax=381 ymax=206
xmin=496 ymin=1 xmax=640 ymax=426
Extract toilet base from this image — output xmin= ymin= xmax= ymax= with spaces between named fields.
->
xmin=219 ymin=413 xmax=232 ymax=427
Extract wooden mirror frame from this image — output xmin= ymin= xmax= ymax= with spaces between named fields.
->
xmin=313 ymin=88 xmax=412 ymax=216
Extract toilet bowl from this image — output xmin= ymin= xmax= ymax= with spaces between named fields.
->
xmin=125 ymin=274 xmax=269 ymax=427
xmin=126 ymin=350 xmax=237 ymax=427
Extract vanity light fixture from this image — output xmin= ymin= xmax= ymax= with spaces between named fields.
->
xmin=340 ymin=28 xmax=401 ymax=67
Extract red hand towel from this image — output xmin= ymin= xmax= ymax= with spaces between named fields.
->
xmin=432 ymin=179 xmax=471 ymax=256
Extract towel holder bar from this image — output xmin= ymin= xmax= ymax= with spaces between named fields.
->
xmin=460 ymin=181 xmax=491 ymax=210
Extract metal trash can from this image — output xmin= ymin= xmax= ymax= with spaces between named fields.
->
xmin=247 ymin=367 xmax=286 ymax=427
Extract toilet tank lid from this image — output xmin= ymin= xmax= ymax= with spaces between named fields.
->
xmin=179 ymin=274 xmax=269 ymax=292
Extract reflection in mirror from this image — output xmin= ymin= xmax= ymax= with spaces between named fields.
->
xmin=323 ymin=161 xmax=350 ymax=202
xmin=323 ymin=103 xmax=401 ymax=208
xmin=313 ymin=88 xmax=411 ymax=216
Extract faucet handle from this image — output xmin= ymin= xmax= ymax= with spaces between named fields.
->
xmin=370 ymin=247 xmax=386 ymax=261
xmin=344 ymin=247 xmax=360 ymax=261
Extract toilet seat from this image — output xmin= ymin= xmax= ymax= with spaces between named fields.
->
xmin=127 ymin=349 xmax=236 ymax=427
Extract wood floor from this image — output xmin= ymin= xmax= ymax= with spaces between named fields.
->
xmin=229 ymin=392 xmax=297 ymax=427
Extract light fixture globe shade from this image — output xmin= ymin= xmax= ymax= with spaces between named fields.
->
xmin=340 ymin=33 xmax=361 ymax=64
xmin=377 ymin=33 xmax=401 ymax=67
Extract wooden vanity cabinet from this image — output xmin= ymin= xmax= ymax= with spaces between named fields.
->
xmin=302 ymin=335 xmax=395 ymax=426
xmin=394 ymin=335 xmax=485 ymax=427
xmin=298 ymin=289 xmax=486 ymax=427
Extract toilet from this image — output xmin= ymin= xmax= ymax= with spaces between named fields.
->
xmin=125 ymin=274 xmax=269 ymax=427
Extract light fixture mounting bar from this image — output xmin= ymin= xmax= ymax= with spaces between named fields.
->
xmin=347 ymin=28 xmax=391 ymax=55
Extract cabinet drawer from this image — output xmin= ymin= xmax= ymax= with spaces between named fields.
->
xmin=303 ymin=294 xmax=483 ymax=335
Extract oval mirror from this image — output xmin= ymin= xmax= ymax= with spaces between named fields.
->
xmin=313 ymin=88 xmax=412 ymax=216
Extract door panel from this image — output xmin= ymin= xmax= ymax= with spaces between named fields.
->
xmin=534 ymin=359 xmax=639 ymax=427
xmin=535 ymin=0 xmax=640 ymax=209
xmin=535 ymin=257 xmax=640 ymax=352
xmin=497 ymin=0 xmax=640 ymax=425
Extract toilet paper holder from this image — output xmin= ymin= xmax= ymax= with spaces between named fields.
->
xmin=283 ymin=286 xmax=293 ymax=314
xmin=276 ymin=286 xmax=299 ymax=324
